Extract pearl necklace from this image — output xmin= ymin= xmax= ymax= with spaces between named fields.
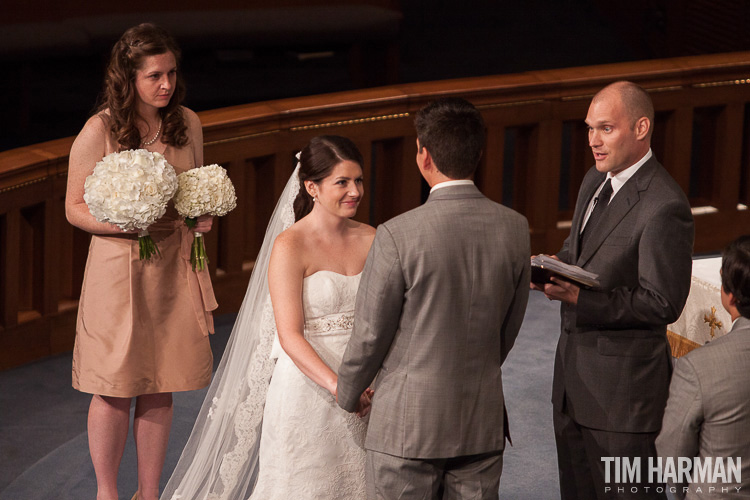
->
xmin=142 ymin=120 xmax=162 ymax=146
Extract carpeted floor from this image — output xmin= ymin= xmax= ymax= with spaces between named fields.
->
xmin=0 ymin=291 xmax=562 ymax=500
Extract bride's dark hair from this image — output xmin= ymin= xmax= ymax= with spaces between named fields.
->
xmin=293 ymin=135 xmax=364 ymax=221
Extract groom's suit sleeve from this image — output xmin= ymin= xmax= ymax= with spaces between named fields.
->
xmin=337 ymin=224 xmax=405 ymax=413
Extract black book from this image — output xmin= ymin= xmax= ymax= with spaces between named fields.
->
xmin=531 ymin=255 xmax=600 ymax=289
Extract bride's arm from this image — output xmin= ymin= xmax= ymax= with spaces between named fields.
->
xmin=268 ymin=231 xmax=338 ymax=396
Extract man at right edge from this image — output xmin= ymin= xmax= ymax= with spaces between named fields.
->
xmin=534 ymin=81 xmax=694 ymax=499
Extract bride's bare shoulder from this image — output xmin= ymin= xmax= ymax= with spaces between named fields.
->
xmin=348 ymin=220 xmax=376 ymax=237
xmin=272 ymin=221 xmax=314 ymax=259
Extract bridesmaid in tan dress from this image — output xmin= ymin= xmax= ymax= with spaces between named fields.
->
xmin=65 ymin=24 xmax=216 ymax=500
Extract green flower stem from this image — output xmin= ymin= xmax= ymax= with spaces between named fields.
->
xmin=138 ymin=232 xmax=161 ymax=261
xmin=191 ymin=232 xmax=208 ymax=272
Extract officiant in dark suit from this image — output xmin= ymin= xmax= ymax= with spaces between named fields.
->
xmin=538 ymin=81 xmax=694 ymax=499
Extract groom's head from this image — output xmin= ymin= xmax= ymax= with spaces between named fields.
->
xmin=414 ymin=97 xmax=486 ymax=180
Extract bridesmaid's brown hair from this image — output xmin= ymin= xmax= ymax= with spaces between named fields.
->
xmin=97 ymin=23 xmax=188 ymax=150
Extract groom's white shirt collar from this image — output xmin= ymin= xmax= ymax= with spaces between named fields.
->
xmin=430 ymin=179 xmax=474 ymax=193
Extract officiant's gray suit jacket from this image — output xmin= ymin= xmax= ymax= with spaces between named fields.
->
xmin=337 ymin=184 xmax=530 ymax=459
xmin=554 ymin=156 xmax=694 ymax=433
xmin=656 ymin=316 xmax=750 ymax=499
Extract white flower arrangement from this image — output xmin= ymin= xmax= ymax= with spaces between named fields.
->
xmin=83 ymin=149 xmax=178 ymax=260
xmin=174 ymin=164 xmax=237 ymax=271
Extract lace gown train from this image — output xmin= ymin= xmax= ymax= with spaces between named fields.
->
xmin=250 ymin=270 xmax=367 ymax=499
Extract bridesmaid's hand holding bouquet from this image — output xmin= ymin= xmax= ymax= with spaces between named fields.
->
xmin=83 ymin=149 xmax=178 ymax=260
xmin=173 ymin=164 xmax=237 ymax=271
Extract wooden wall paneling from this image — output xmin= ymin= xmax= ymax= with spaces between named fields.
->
xmin=218 ymin=159 xmax=246 ymax=275
xmin=2 ymin=210 xmax=20 ymax=328
xmin=693 ymin=210 xmax=750 ymax=254
xmin=353 ymin=139 xmax=374 ymax=225
xmin=741 ymin=102 xmax=750 ymax=206
xmin=528 ymin=120 xmax=564 ymax=255
xmin=18 ymin=203 xmax=44 ymax=322
xmin=370 ymin=135 xmax=420 ymax=225
xmin=370 ymin=139 xmax=397 ymax=225
xmin=508 ymin=125 xmax=533 ymax=213
xmin=244 ymin=154 xmax=277 ymax=261
xmin=273 ymin=146 xmax=299 ymax=198
xmin=554 ymin=98 xmax=592 ymax=221
xmin=711 ymin=103 xmax=744 ymax=210
xmin=689 ymin=105 xmax=721 ymax=205
xmin=659 ymin=107 xmax=694 ymax=194
xmin=478 ymin=124 xmax=505 ymax=205
xmin=568 ymin=120 xmax=591 ymax=216
xmin=398 ymin=136 xmax=424 ymax=216
xmin=43 ymin=198 xmax=61 ymax=316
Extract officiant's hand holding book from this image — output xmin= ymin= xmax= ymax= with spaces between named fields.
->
xmin=530 ymin=254 xmax=600 ymax=289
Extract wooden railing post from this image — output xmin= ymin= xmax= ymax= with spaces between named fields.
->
xmin=713 ymin=103 xmax=744 ymax=211
xmin=2 ymin=210 xmax=20 ymax=329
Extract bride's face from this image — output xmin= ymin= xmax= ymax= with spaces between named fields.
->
xmin=309 ymin=160 xmax=364 ymax=219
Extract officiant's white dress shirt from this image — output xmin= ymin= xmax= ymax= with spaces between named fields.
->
xmin=581 ymin=149 xmax=653 ymax=231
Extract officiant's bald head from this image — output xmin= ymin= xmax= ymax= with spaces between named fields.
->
xmin=592 ymin=81 xmax=655 ymax=140
xmin=414 ymin=97 xmax=486 ymax=180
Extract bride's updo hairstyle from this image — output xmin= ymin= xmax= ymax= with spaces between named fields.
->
xmin=98 ymin=23 xmax=188 ymax=150
xmin=293 ymin=135 xmax=364 ymax=221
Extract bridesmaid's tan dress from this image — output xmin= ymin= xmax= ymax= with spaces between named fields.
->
xmin=72 ymin=111 xmax=217 ymax=398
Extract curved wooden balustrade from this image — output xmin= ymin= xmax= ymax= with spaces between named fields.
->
xmin=2 ymin=52 xmax=750 ymax=369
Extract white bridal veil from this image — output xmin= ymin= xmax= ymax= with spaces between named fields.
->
xmin=161 ymin=162 xmax=300 ymax=500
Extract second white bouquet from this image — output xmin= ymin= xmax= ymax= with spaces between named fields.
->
xmin=173 ymin=164 xmax=237 ymax=271
xmin=84 ymin=149 xmax=178 ymax=260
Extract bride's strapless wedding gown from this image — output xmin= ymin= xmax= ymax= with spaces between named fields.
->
xmin=250 ymin=270 xmax=367 ymax=499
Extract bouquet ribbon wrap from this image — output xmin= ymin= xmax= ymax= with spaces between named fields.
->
xmin=173 ymin=164 xmax=237 ymax=272
xmin=178 ymin=223 xmax=217 ymax=335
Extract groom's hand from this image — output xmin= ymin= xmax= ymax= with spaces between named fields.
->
xmin=355 ymin=388 xmax=374 ymax=418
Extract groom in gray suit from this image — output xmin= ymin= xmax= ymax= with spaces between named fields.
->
xmin=337 ymin=97 xmax=530 ymax=499
xmin=656 ymin=235 xmax=750 ymax=499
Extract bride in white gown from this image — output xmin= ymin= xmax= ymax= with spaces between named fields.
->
xmin=161 ymin=136 xmax=375 ymax=500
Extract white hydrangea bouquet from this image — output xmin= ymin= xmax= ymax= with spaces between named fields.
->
xmin=83 ymin=149 xmax=178 ymax=260
xmin=173 ymin=164 xmax=237 ymax=271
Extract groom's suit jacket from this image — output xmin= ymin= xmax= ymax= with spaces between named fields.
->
xmin=554 ymin=156 xmax=694 ymax=433
xmin=656 ymin=316 xmax=750 ymax=499
xmin=337 ymin=184 xmax=530 ymax=459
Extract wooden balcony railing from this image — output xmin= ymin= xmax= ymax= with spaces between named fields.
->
xmin=3 ymin=51 xmax=750 ymax=370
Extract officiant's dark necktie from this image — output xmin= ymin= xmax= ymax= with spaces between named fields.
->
xmin=580 ymin=178 xmax=613 ymax=252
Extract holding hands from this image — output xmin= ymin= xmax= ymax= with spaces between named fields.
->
xmin=334 ymin=385 xmax=374 ymax=418
xmin=355 ymin=388 xmax=375 ymax=418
